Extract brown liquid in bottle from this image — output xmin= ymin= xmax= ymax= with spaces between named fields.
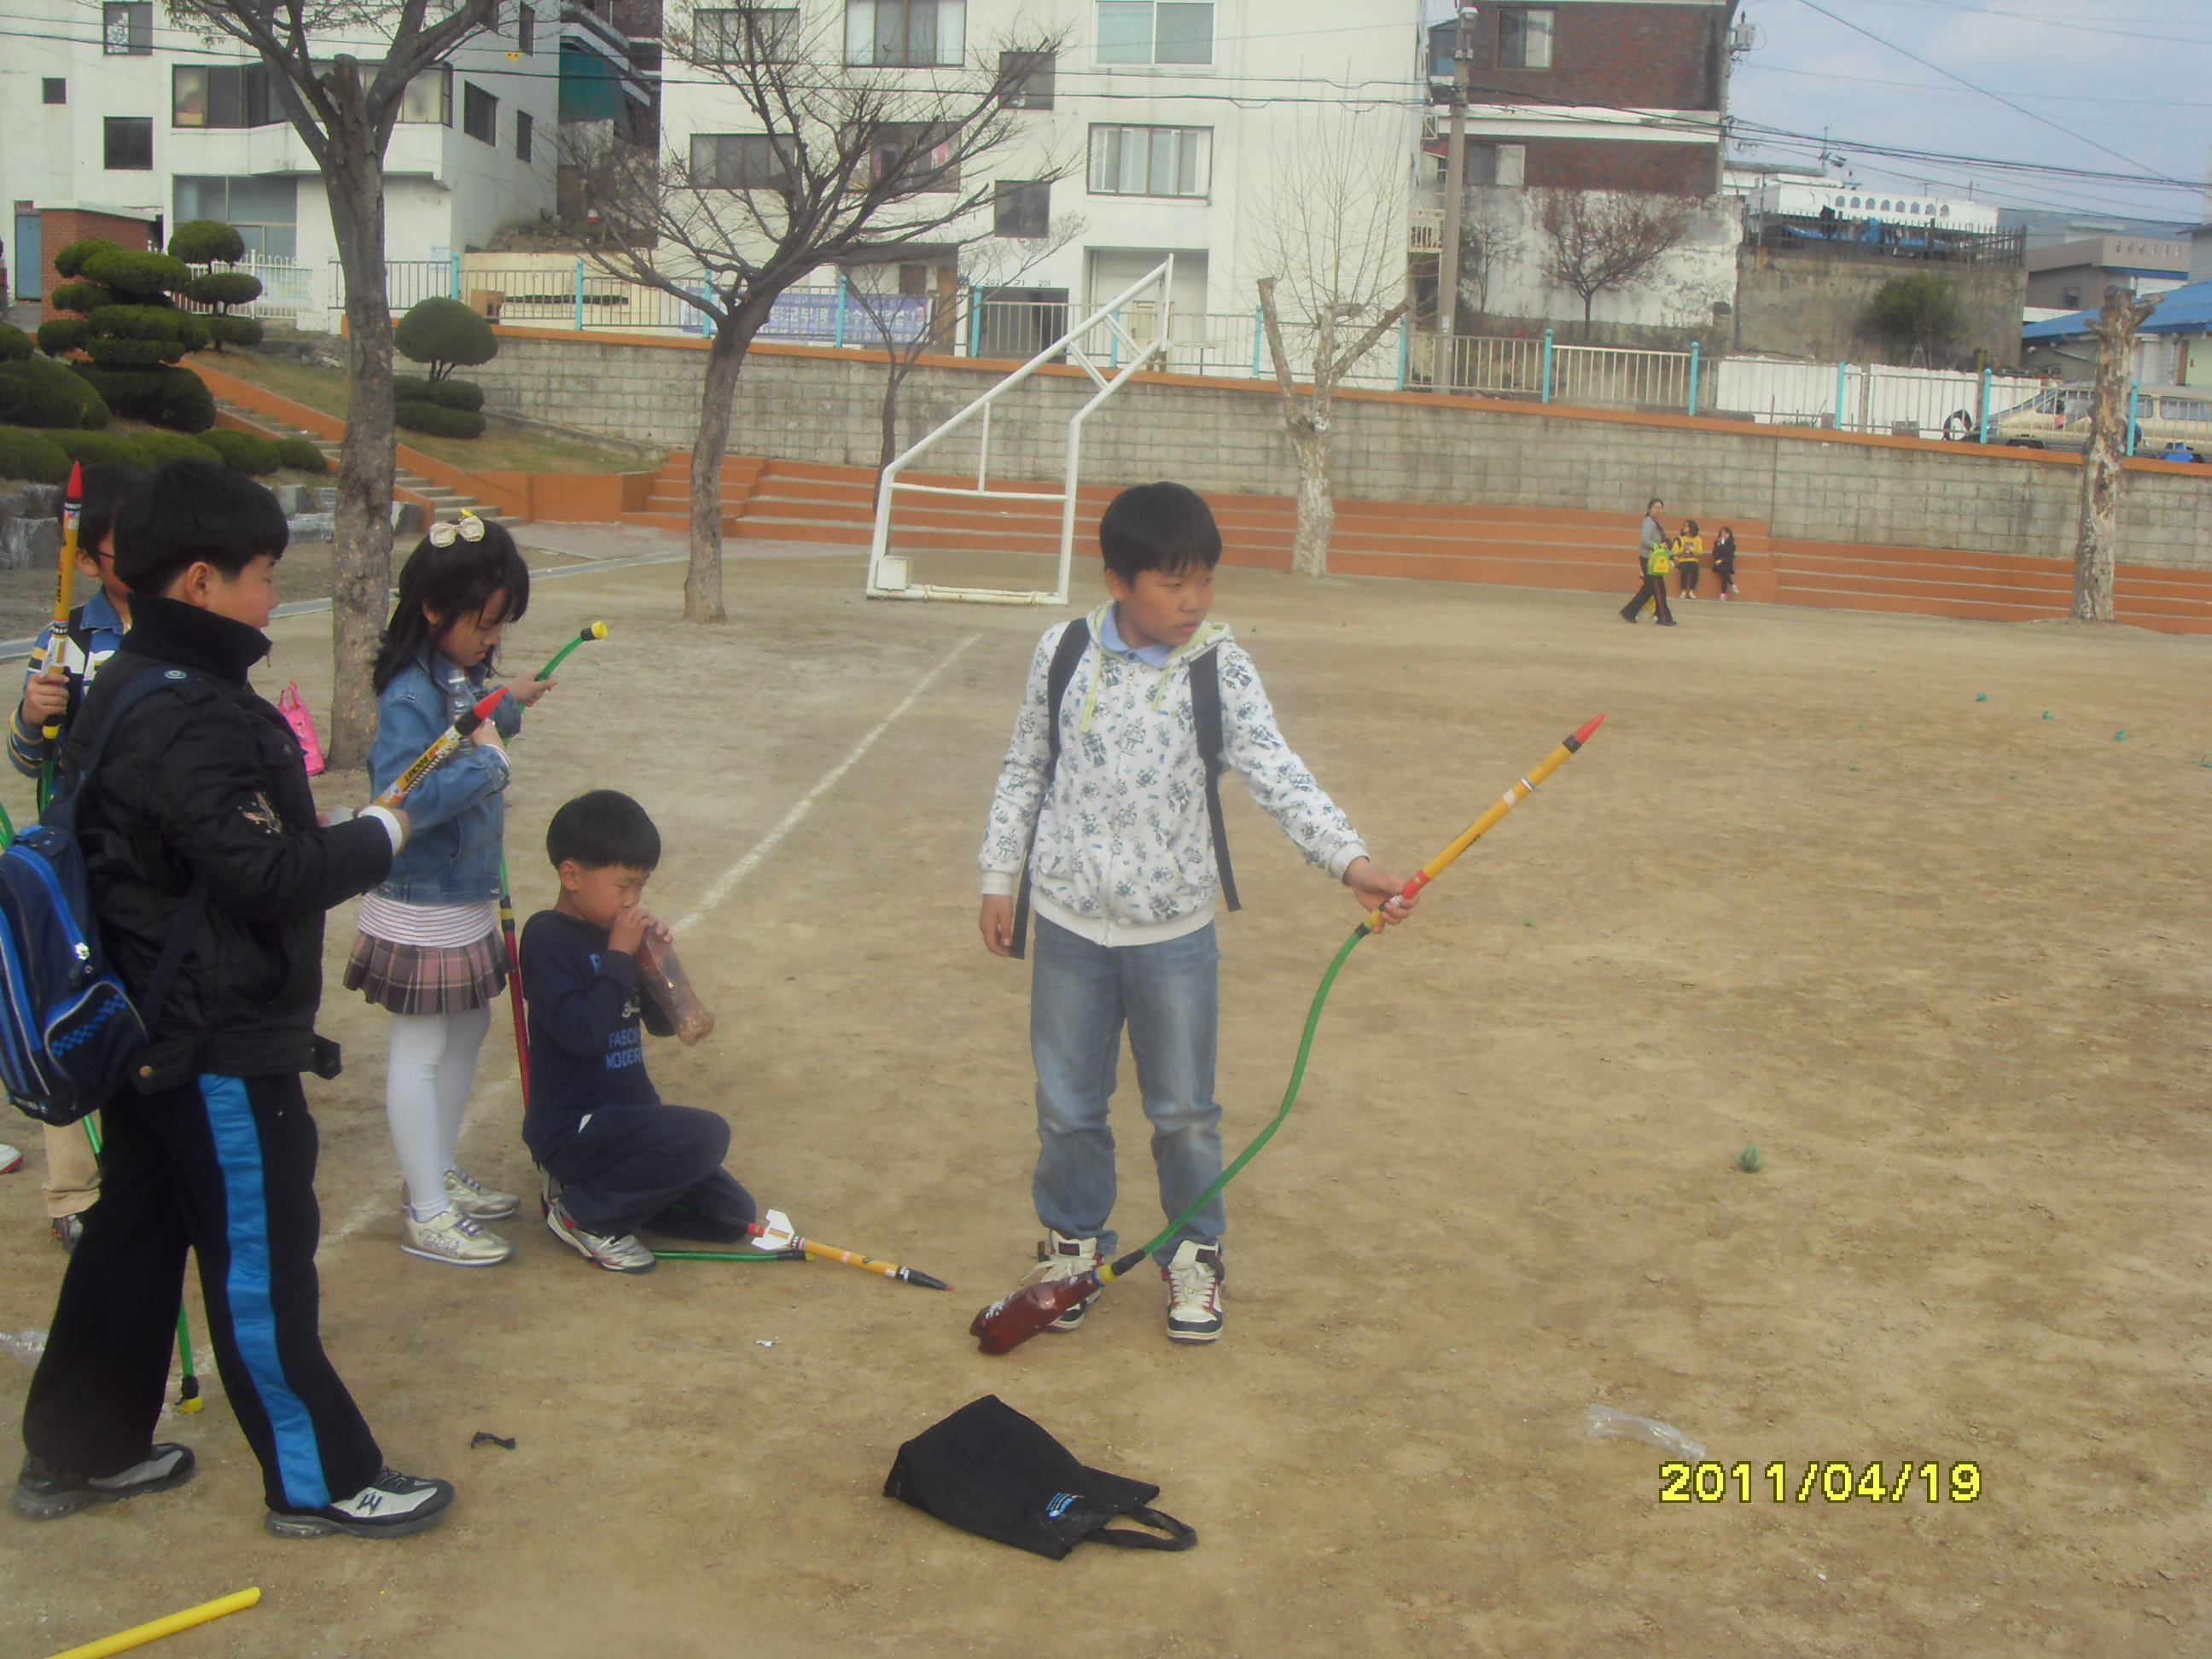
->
xmin=969 ymin=1273 xmax=1099 ymax=1354
xmin=637 ymin=934 xmax=715 ymax=1045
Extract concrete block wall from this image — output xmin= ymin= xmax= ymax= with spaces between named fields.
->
xmin=471 ymin=329 xmax=2212 ymax=572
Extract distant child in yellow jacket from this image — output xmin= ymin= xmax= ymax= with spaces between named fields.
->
xmin=1674 ymin=521 xmax=1704 ymax=598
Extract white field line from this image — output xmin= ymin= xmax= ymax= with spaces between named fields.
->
xmin=672 ymin=632 xmax=981 ymax=934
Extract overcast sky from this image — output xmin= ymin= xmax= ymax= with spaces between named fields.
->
xmin=1726 ymin=0 xmax=2209 ymax=227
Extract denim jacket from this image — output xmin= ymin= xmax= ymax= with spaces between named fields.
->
xmin=368 ymin=646 xmax=522 ymax=903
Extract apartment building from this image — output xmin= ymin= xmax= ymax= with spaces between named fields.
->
xmin=3 ymin=0 xmax=560 ymax=309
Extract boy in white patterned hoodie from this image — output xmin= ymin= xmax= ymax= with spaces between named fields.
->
xmin=978 ymin=481 xmax=1415 ymax=1344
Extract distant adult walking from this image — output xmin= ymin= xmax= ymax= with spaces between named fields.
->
xmin=1620 ymin=498 xmax=1676 ymax=626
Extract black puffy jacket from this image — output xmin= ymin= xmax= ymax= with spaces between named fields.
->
xmin=62 ymin=594 xmax=393 ymax=1087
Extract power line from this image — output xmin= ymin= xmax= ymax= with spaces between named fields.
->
xmin=1789 ymin=0 xmax=2191 ymax=188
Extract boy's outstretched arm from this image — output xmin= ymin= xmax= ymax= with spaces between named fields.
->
xmin=522 ymin=916 xmax=645 ymax=1057
xmin=1215 ymin=643 xmax=1416 ymax=928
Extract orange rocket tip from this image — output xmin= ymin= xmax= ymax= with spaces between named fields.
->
xmin=471 ymin=686 xmax=510 ymax=720
xmin=1570 ymin=713 xmax=1606 ymax=745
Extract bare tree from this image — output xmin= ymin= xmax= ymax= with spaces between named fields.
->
xmin=571 ymin=6 xmax=1059 ymax=622
xmin=2072 ymin=284 xmax=2161 ymax=622
xmin=164 ymin=0 xmax=498 ymax=765
xmin=1537 ymin=189 xmax=1693 ymax=339
xmin=844 ymin=211 xmax=1082 ymax=500
xmin=1250 ymin=118 xmax=1411 ymax=577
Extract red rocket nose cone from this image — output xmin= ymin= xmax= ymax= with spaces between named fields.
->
xmin=472 ymin=687 xmax=510 ymax=719
xmin=1571 ymin=713 xmax=1607 ymax=744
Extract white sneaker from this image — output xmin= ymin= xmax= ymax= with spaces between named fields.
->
xmin=1161 ymin=1240 xmax=1225 ymax=1344
xmin=402 ymin=1207 xmax=514 ymax=1267
xmin=444 ymin=1167 xmax=518 ymax=1220
xmin=1030 ymin=1231 xmax=1101 ymax=1331
xmin=265 ymin=1467 xmax=455 ymax=1540
xmin=544 ymin=1196 xmax=656 ymax=1273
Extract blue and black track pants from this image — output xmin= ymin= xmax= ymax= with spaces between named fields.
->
xmin=21 ymin=1073 xmax=382 ymax=1511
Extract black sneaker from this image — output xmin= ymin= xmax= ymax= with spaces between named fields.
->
xmin=265 ymin=1467 xmax=455 ymax=1540
xmin=10 ymin=1444 xmax=196 ymax=1521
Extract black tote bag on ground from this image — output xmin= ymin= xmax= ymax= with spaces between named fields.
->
xmin=883 ymin=1395 xmax=1197 ymax=1559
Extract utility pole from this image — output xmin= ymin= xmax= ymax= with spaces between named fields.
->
xmin=1435 ymin=5 xmax=1476 ymax=393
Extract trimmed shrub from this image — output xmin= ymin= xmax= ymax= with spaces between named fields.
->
xmin=38 ymin=238 xmax=217 ymax=429
xmin=166 ymin=218 xmax=247 ymax=265
xmin=184 ymin=270 xmax=260 ymax=308
xmin=150 ymin=369 xmax=216 ymax=434
xmin=394 ymin=297 xmax=498 ymax=381
xmin=49 ymin=283 xmax=107 ymax=317
xmin=78 ymin=247 xmax=190 ymax=301
xmin=0 ymin=324 xmax=31 ymax=364
xmin=0 ymin=355 xmax=109 ymax=429
xmin=49 ymin=240 xmax=102 ymax=280
xmin=50 ymin=430 xmax=153 ymax=468
xmin=395 ymin=401 xmax=487 ymax=439
xmin=35 ymin=320 xmax=87 ymax=357
xmin=199 ymin=426 xmax=282 ymax=474
xmin=207 ymin=315 xmax=265 ymax=349
xmin=275 ymin=436 xmax=329 ymax=473
xmin=393 ymin=375 xmax=485 ymax=412
xmin=0 ymin=427 xmax=72 ymax=483
xmin=131 ymin=429 xmax=225 ymax=467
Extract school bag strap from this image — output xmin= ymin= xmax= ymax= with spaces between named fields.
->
xmin=1009 ymin=621 xmax=1237 ymax=960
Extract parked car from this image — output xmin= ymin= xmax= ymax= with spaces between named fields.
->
xmin=1995 ymin=383 xmax=2212 ymax=457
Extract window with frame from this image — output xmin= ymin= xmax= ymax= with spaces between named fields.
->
xmin=1436 ymin=141 xmax=1524 ymax=189
xmin=42 ymin=78 xmax=66 ymax=104
xmin=399 ymin=65 xmax=453 ymax=125
xmin=993 ymin=179 xmax=1050 ymax=237
xmin=998 ymin=49 xmax=1054 ymax=108
xmin=844 ymin=0 xmax=964 ymax=67
xmin=172 ymin=65 xmax=279 ymax=130
xmin=700 ymin=7 xmax=799 ymax=61
xmin=1097 ymin=2 xmax=1212 ymax=65
xmin=174 ymin=174 xmax=298 ymax=259
xmin=463 ymin=81 xmax=498 ymax=143
xmin=103 ymin=2 xmax=152 ymax=55
xmin=1499 ymin=8 xmax=1553 ymax=69
xmin=517 ymin=3 xmax=536 ymax=53
xmin=516 ymin=109 xmax=533 ymax=162
xmin=865 ymin=122 xmax=959 ymax=192
xmin=689 ymin=132 xmax=795 ymax=190
xmin=1087 ymin=125 xmax=1209 ymax=197
xmin=104 ymin=117 xmax=154 ymax=170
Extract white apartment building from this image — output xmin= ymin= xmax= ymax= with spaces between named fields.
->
xmin=3 ymin=0 xmax=561 ymax=308
xmin=660 ymin=0 xmax=1432 ymax=336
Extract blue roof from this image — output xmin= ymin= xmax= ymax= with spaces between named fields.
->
xmin=2024 ymin=280 xmax=2212 ymax=341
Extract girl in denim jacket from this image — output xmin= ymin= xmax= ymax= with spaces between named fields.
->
xmin=345 ymin=516 xmax=553 ymax=1266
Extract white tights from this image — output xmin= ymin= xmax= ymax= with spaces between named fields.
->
xmin=385 ymin=1007 xmax=493 ymax=1220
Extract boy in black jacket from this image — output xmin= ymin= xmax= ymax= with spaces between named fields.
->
xmin=522 ymin=790 xmax=756 ymax=1272
xmin=10 ymin=461 xmax=456 ymax=1540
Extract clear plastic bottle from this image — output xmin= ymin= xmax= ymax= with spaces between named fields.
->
xmin=3 ymin=1328 xmax=47 ymax=1367
xmin=637 ymin=933 xmax=715 ymax=1045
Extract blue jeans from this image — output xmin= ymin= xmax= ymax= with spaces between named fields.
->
xmin=1030 ymin=917 xmax=1225 ymax=1263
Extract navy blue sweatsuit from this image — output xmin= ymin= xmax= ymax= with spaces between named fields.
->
xmin=520 ymin=909 xmax=754 ymax=1240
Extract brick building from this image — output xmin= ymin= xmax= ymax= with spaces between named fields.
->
xmin=1425 ymin=1 xmax=1739 ymax=199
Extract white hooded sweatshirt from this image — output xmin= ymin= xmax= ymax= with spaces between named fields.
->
xmin=979 ymin=602 xmax=1367 ymax=947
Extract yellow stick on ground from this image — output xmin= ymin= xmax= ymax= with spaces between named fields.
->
xmin=45 ymin=1587 xmax=259 ymax=1659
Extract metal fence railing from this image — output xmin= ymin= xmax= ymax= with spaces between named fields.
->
xmin=1747 ymin=213 xmax=2026 ymax=268
xmin=172 ymin=259 xmax=324 ymax=323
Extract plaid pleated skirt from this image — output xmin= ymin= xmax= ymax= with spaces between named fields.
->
xmin=343 ymin=930 xmax=508 ymax=1016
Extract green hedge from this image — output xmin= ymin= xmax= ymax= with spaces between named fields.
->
xmin=76 ymin=365 xmax=216 ymax=434
xmin=167 ymin=218 xmax=247 ymax=265
xmin=395 ymin=401 xmax=487 ymax=439
xmin=198 ymin=427 xmax=282 ymax=475
xmin=207 ymin=315 xmax=265 ymax=349
xmin=49 ymin=430 xmax=153 ymax=469
xmin=0 ymin=324 xmax=31 ymax=364
xmin=395 ymin=297 xmax=498 ymax=378
xmin=0 ymin=356 xmax=110 ymax=430
xmin=131 ymin=429 xmax=226 ymax=467
xmin=393 ymin=375 xmax=485 ymax=411
xmin=0 ymin=427 xmax=72 ymax=483
xmin=275 ymin=436 xmax=329 ymax=473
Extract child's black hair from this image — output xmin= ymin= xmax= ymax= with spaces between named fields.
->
xmin=1684 ymin=519 xmax=1700 ymax=535
xmin=1098 ymin=481 xmax=1221 ymax=581
xmin=79 ymin=463 xmax=149 ymax=562
xmin=372 ymin=518 xmax=532 ymax=693
xmin=112 ymin=459 xmax=288 ymax=595
xmin=546 ymin=789 xmax=661 ymax=872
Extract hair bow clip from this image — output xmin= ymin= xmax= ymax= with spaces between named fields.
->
xmin=427 ymin=511 xmax=486 ymax=548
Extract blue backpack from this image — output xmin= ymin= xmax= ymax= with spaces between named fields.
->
xmin=0 ymin=667 xmax=207 ymax=1126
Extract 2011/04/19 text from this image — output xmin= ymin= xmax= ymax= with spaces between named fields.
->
xmin=1659 ymin=1461 xmax=1982 ymax=1504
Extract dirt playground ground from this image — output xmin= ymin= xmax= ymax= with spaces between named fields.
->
xmin=0 ymin=546 xmax=2206 ymax=1656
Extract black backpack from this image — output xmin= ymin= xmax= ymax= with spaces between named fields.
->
xmin=884 ymin=1395 xmax=1196 ymax=1559
xmin=1010 ymin=618 xmax=1239 ymax=958
xmin=0 ymin=667 xmax=206 ymax=1126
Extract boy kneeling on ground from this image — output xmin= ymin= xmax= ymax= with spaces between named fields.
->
xmin=976 ymin=480 xmax=1416 ymax=1346
xmin=522 ymin=790 xmax=758 ymax=1271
